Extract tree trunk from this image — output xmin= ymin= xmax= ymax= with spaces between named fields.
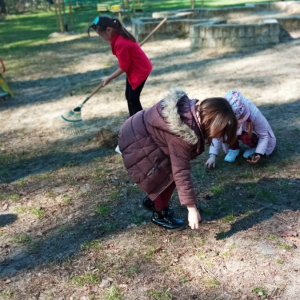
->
xmin=54 ymin=0 xmax=60 ymax=30
xmin=0 ymin=0 xmax=6 ymax=14
xmin=68 ymin=0 xmax=73 ymax=30
xmin=57 ymin=0 xmax=64 ymax=33
xmin=191 ymin=0 xmax=195 ymax=10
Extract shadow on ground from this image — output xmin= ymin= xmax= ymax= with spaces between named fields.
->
xmin=0 ymin=214 xmax=18 ymax=227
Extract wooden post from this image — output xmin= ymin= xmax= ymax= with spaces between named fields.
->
xmin=68 ymin=0 xmax=73 ymax=30
xmin=57 ymin=0 xmax=64 ymax=32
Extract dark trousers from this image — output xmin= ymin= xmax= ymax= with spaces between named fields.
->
xmin=125 ymin=77 xmax=147 ymax=116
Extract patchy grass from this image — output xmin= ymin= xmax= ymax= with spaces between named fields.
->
xmin=202 ymin=277 xmax=218 ymax=287
xmin=104 ymin=286 xmax=123 ymax=300
xmin=197 ymin=251 xmax=207 ymax=260
xmin=18 ymin=179 xmax=26 ymax=186
xmin=97 ymin=205 xmax=111 ymax=215
xmin=81 ymin=240 xmax=103 ymax=251
xmin=104 ymin=222 xmax=117 ymax=232
xmin=268 ymin=235 xmax=279 ymax=241
xmin=193 ymin=165 xmax=207 ymax=179
xmin=145 ymin=246 xmax=158 ymax=259
xmin=61 ymin=195 xmax=72 ymax=205
xmin=48 ymin=191 xmax=57 ymax=198
xmin=30 ymin=207 xmax=45 ymax=218
xmin=131 ymin=213 xmax=145 ymax=224
xmin=9 ymin=194 xmax=20 ymax=200
xmin=253 ymin=287 xmax=266 ymax=297
xmin=71 ymin=273 xmax=99 ymax=287
xmin=109 ymin=191 xmax=120 ymax=200
xmin=266 ymin=165 xmax=277 ymax=173
xmin=0 ymin=289 xmax=14 ymax=299
xmin=257 ymin=189 xmax=277 ymax=203
xmin=14 ymin=206 xmax=27 ymax=214
xmin=128 ymin=185 xmax=140 ymax=194
xmin=11 ymin=234 xmax=31 ymax=244
xmin=126 ymin=263 xmax=139 ymax=278
xmin=146 ymin=289 xmax=172 ymax=300
xmin=221 ymin=214 xmax=236 ymax=223
xmin=276 ymin=259 xmax=283 ymax=264
xmin=211 ymin=185 xmax=223 ymax=196
xmin=278 ymin=243 xmax=291 ymax=250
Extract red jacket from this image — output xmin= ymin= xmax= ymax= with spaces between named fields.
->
xmin=110 ymin=33 xmax=152 ymax=90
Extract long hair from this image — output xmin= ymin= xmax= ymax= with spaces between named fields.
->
xmin=88 ymin=16 xmax=136 ymax=42
xmin=247 ymin=122 xmax=253 ymax=137
xmin=198 ymin=97 xmax=238 ymax=146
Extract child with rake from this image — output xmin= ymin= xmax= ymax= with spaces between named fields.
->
xmin=88 ymin=16 xmax=152 ymax=117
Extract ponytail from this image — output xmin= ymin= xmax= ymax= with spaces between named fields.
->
xmin=88 ymin=16 xmax=136 ymax=42
xmin=248 ymin=122 xmax=253 ymax=137
xmin=114 ymin=19 xmax=136 ymax=42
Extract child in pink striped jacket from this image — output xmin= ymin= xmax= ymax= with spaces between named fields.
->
xmin=205 ymin=90 xmax=276 ymax=168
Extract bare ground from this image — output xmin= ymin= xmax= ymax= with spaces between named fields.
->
xmin=0 ymin=26 xmax=300 ymax=300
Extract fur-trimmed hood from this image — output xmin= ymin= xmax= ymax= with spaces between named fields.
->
xmin=161 ymin=88 xmax=199 ymax=145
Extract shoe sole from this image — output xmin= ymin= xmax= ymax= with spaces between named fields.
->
xmin=224 ymin=159 xmax=237 ymax=163
xmin=150 ymin=219 xmax=186 ymax=231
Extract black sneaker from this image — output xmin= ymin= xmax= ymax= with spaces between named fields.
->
xmin=151 ymin=208 xmax=185 ymax=231
xmin=142 ymin=196 xmax=174 ymax=217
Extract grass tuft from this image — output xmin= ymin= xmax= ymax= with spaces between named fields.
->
xmin=104 ymin=286 xmax=123 ymax=300
xmin=71 ymin=273 xmax=99 ymax=287
xmin=146 ymin=289 xmax=172 ymax=300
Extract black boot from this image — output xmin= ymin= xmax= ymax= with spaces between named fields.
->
xmin=151 ymin=208 xmax=185 ymax=230
xmin=142 ymin=196 xmax=174 ymax=217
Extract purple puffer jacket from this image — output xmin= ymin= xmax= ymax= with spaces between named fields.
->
xmin=118 ymin=88 xmax=205 ymax=206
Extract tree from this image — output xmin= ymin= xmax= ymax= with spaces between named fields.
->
xmin=0 ymin=0 xmax=6 ymax=14
xmin=190 ymin=0 xmax=195 ymax=9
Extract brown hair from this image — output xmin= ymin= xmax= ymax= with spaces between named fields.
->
xmin=247 ymin=122 xmax=253 ymax=137
xmin=198 ymin=97 xmax=237 ymax=146
xmin=88 ymin=16 xmax=136 ymax=42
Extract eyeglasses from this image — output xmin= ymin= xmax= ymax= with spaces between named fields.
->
xmin=94 ymin=16 xmax=99 ymax=25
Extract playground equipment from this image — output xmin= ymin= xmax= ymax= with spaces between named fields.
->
xmin=97 ymin=4 xmax=109 ymax=12
xmin=0 ymin=57 xmax=13 ymax=100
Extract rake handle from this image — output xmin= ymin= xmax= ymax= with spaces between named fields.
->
xmin=139 ymin=17 xmax=167 ymax=47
